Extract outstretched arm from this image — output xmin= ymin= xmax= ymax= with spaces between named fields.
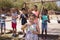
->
xmin=32 ymin=24 xmax=40 ymax=34
xmin=48 ymin=15 xmax=50 ymax=23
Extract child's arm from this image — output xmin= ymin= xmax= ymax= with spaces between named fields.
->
xmin=39 ymin=12 xmax=41 ymax=19
xmin=5 ymin=20 xmax=11 ymax=22
xmin=41 ymin=16 xmax=43 ymax=20
xmin=37 ymin=11 xmax=40 ymax=18
xmin=19 ymin=14 xmax=22 ymax=20
xmin=32 ymin=24 xmax=40 ymax=34
xmin=48 ymin=15 xmax=50 ymax=23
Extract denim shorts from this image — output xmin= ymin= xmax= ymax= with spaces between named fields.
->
xmin=1 ymin=23 xmax=6 ymax=27
xmin=42 ymin=23 xmax=47 ymax=31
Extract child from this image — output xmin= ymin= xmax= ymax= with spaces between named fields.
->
xmin=0 ymin=9 xmax=6 ymax=34
xmin=20 ymin=8 xmax=28 ymax=25
xmin=11 ymin=8 xmax=18 ymax=37
xmin=21 ymin=14 xmax=40 ymax=40
xmin=32 ymin=5 xmax=40 ymax=24
xmin=41 ymin=9 xmax=50 ymax=38
xmin=20 ymin=8 xmax=28 ymax=34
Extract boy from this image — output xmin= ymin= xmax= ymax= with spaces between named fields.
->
xmin=20 ymin=8 xmax=28 ymax=37
xmin=0 ymin=9 xmax=6 ymax=34
xmin=11 ymin=8 xmax=18 ymax=37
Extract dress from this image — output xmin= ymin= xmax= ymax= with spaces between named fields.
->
xmin=25 ymin=23 xmax=38 ymax=40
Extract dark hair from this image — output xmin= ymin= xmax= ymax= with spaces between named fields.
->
xmin=21 ymin=8 xmax=26 ymax=11
xmin=42 ymin=8 xmax=48 ymax=15
xmin=29 ymin=13 xmax=36 ymax=18
xmin=34 ymin=5 xmax=37 ymax=8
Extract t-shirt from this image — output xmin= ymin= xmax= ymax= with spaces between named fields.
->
xmin=32 ymin=11 xmax=39 ymax=17
xmin=20 ymin=13 xmax=28 ymax=25
xmin=0 ymin=14 xmax=6 ymax=23
xmin=12 ymin=12 xmax=18 ymax=23
xmin=42 ymin=15 xmax=48 ymax=23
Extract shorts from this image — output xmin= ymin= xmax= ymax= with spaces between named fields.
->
xmin=42 ymin=23 xmax=47 ymax=31
xmin=12 ymin=22 xmax=17 ymax=29
xmin=1 ymin=23 xmax=6 ymax=27
xmin=21 ymin=20 xmax=27 ymax=25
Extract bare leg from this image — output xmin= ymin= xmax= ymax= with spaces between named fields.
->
xmin=42 ymin=30 xmax=44 ymax=39
xmin=4 ymin=26 xmax=6 ymax=34
xmin=14 ymin=28 xmax=17 ymax=34
xmin=45 ymin=29 xmax=47 ymax=39
xmin=12 ymin=28 xmax=14 ymax=35
xmin=1 ymin=27 xmax=3 ymax=34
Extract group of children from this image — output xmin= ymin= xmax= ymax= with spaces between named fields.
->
xmin=21 ymin=5 xmax=50 ymax=40
xmin=0 ymin=5 xmax=50 ymax=40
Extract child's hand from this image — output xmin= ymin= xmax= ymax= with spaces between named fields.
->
xmin=32 ymin=31 xmax=38 ymax=34
xmin=48 ymin=20 xmax=50 ymax=23
xmin=44 ymin=20 xmax=48 ymax=22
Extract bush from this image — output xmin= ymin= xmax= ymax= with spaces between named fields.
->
xmin=0 ymin=0 xmax=14 ymax=8
xmin=0 ymin=0 xmax=24 ymax=9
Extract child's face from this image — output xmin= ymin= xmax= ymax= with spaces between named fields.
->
xmin=29 ymin=16 xmax=34 ymax=23
xmin=11 ymin=8 xmax=16 ymax=13
xmin=33 ymin=6 xmax=37 ymax=11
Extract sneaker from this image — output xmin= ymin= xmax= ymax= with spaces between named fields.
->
xmin=12 ymin=34 xmax=14 ymax=37
xmin=12 ymin=34 xmax=16 ymax=37
xmin=18 ymin=35 xmax=24 ymax=38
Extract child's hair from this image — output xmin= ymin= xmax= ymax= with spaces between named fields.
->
xmin=21 ymin=8 xmax=26 ymax=11
xmin=43 ymin=8 xmax=48 ymax=15
xmin=29 ymin=12 xmax=36 ymax=18
xmin=34 ymin=5 xmax=38 ymax=8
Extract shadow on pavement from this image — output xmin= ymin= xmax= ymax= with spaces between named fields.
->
xmin=38 ymin=34 xmax=60 ymax=40
xmin=0 ymin=33 xmax=60 ymax=40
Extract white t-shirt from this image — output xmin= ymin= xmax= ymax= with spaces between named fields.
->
xmin=0 ymin=14 xmax=6 ymax=23
xmin=12 ymin=12 xmax=18 ymax=23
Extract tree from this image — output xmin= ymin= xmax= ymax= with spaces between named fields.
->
xmin=44 ymin=2 xmax=58 ymax=11
xmin=0 ymin=0 xmax=24 ymax=9
xmin=0 ymin=0 xmax=14 ymax=8
xmin=11 ymin=0 xmax=24 ymax=9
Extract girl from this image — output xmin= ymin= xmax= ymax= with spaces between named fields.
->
xmin=32 ymin=5 xmax=40 ymax=24
xmin=21 ymin=14 xmax=40 ymax=40
xmin=41 ymin=9 xmax=50 ymax=39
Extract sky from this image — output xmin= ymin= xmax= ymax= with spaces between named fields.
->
xmin=56 ymin=1 xmax=60 ymax=7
